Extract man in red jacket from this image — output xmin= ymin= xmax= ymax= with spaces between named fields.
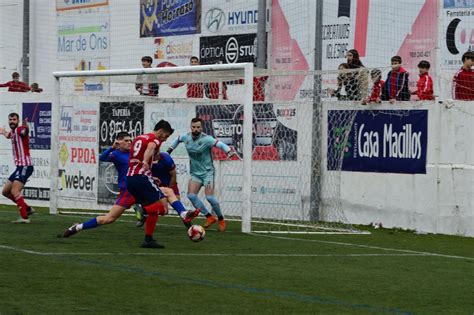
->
xmin=0 ymin=72 xmax=30 ymax=92
xmin=169 ymin=56 xmax=204 ymax=98
xmin=412 ymin=60 xmax=434 ymax=101
xmin=453 ymin=51 xmax=474 ymax=100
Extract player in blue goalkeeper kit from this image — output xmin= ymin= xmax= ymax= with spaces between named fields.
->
xmin=167 ymin=117 xmax=235 ymax=232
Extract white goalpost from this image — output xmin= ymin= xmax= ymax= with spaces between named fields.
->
xmin=51 ymin=64 xmax=366 ymax=234
xmin=52 ymin=63 xmax=254 ymax=232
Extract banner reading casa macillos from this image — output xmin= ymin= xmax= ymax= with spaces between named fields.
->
xmin=328 ymin=110 xmax=428 ymax=174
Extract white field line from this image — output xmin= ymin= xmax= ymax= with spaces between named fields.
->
xmin=0 ymin=245 xmax=430 ymax=258
xmin=251 ymin=234 xmax=474 ymax=261
xmin=1 ymin=210 xmax=472 ymax=261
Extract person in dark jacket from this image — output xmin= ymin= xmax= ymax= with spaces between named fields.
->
xmin=346 ymin=49 xmax=368 ymax=99
xmin=330 ymin=63 xmax=360 ymax=101
xmin=382 ymin=56 xmax=410 ymax=102
xmin=135 ymin=56 xmax=159 ymax=96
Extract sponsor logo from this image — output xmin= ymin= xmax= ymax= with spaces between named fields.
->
xmin=74 ymin=59 xmax=107 ymax=92
xmin=354 ymin=123 xmax=422 ymax=159
xmin=227 ymin=10 xmax=258 ymax=26
xmin=70 ymin=147 xmax=97 ymax=164
xmin=59 ymin=143 xmax=69 ymax=166
xmin=200 ymin=34 xmax=256 ymax=64
xmin=60 ymin=170 xmax=96 ymax=191
xmin=60 ymin=107 xmax=73 ymax=133
xmin=57 ymin=0 xmax=108 ymax=11
xmin=103 ymin=163 xmax=119 ymax=195
xmin=276 ymin=108 xmax=296 ymax=118
xmin=445 ymin=17 xmax=474 ymax=56
xmin=225 ymin=37 xmax=239 ymax=63
xmin=332 ymin=125 xmax=352 ymax=158
xmin=154 ymin=37 xmax=193 ymax=60
xmin=205 ymin=7 xmax=225 ymax=33
xmin=211 ymin=104 xmax=277 ymax=158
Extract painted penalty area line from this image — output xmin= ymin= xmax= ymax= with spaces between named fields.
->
xmin=0 ymin=245 xmax=433 ymax=258
xmin=251 ymin=233 xmax=474 ymax=261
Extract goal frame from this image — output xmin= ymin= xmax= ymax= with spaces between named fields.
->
xmin=51 ymin=63 xmax=254 ymax=233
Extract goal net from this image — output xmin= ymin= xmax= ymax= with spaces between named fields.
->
xmin=52 ymin=64 xmax=366 ymax=234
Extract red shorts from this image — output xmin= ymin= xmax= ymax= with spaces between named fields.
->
xmin=115 ymin=188 xmax=136 ymax=209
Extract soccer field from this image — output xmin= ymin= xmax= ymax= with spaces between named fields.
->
xmin=0 ymin=205 xmax=473 ymax=314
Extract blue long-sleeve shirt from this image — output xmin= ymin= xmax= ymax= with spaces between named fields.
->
xmin=99 ymin=147 xmax=130 ymax=189
xmin=151 ymin=152 xmax=176 ymax=186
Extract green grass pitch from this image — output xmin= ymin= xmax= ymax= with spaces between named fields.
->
xmin=0 ymin=205 xmax=473 ymax=314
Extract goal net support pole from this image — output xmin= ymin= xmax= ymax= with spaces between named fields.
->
xmin=51 ymin=64 xmax=254 ymax=232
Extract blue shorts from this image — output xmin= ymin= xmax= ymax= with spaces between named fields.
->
xmin=126 ymin=175 xmax=165 ymax=205
xmin=115 ymin=188 xmax=136 ymax=209
xmin=8 ymin=166 xmax=34 ymax=184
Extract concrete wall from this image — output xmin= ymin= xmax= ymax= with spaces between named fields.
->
xmin=323 ymin=101 xmax=474 ymax=236
xmin=0 ymin=92 xmax=472 ymax=236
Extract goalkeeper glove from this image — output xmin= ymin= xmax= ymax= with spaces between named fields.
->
xmin=167 ymin=147 xmax=174 ymax=154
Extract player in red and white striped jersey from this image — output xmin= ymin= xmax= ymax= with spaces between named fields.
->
xmin=127 ymin=132 xmax=164 ymax=177
xmin=0 ymin=113 xmax=35 ymax=223
xmin=126 ymin=120 xmax=199 ymax=248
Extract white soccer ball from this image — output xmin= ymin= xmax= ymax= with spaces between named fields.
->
xmin=187 ymin=225 xmax=205 ymax=242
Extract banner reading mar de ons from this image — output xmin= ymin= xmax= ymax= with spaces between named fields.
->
xmin=98 ymin=101 xmax=144 ymax=204
xmin=327 ymin=110 xmax=428 ymax=174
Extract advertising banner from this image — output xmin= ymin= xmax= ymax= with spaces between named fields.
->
xmin=196 ymin=103 xmax=297 ymax=161
xmin=58 ymin=104 xmax=99 ymax=201
xmin=22 ymin=103 xmax=51 ymax=150
xmin=97 ymin=102 xmax=144 ymax=204
xmin=146 ymin=102 xmax=195 ymax=157
xmin=199 ymin=33 xmax=256 ymax=64
xmin=327 ymin=110 xmax=428 ymax=174
xmin=140 ymin=0 xmax=201 ymax=37
xmin=201 ymin=0 xmax=258 ymax=35
xmin=321 ymin=0 xmax=437 ymax=85
xmin=153 ymin=36 xmax=195 ymax=65
xmin=57 ymin=9 xmax=110 ymax=93
xmin=441 ymin=1 xmax=474 ymax=70
xmin=56 ymin=0 xmax=108 ymax=12
xmin=23 ymin=150 xmax=51 ymax=201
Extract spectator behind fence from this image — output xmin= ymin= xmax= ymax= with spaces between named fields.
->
xmin=362 ymin=69 xmax=384 ymax=105
xmin=205 ymin=61 xmax=228 ymax=100
xmin=30 ymin=83 xmax=43 ymax=93
xmin=346 ymin=49 xmax=368 ymax=100
xmin=382 ymin=55 xmax=410 ymax=102
xmin=329 ymin=63 xmax=360 ymax=101
xmin=0 ymin=72 xmax=31 ymax=92
xmin=452 ymin=51 xmax=474 ymax=100
xmin=169 ymin=56 xmax=204 ymax=98
xmin=135 ymin=56 xmax=159 ymax=96
xmin=412 ymin=60 xmax=434 ymax=101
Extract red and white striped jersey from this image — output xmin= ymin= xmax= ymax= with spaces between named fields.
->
xmin=9 ymin=126 xmax=32 ymax=166
xmin=127 ymin=133 xmax=162 ymax=177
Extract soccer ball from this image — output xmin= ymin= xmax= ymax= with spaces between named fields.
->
xmin=187 ymin=225 xmax=205 ymax=242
